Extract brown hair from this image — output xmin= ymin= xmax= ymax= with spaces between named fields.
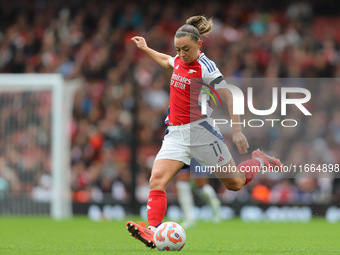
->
xmin=175 ymin=16 xmax=213 ymax=42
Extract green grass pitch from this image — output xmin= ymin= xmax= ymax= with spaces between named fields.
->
xmin=0 ymin=217 xmax=339 ymax=254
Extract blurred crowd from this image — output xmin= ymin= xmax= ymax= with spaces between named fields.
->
xmin=1 ymin=0 xmax=340 ymax=206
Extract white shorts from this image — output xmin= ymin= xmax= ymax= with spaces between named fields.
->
xmin=155 ymin=118 xmax=232 ymax=167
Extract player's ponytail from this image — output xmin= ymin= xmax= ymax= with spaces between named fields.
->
xmin=175 ymin=15 xmax=213 ymax=42
xmin=186 ymin=16 xmax=213 ymax=38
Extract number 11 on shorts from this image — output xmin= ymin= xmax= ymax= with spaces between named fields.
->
xmin=210 ymin=141 xmax=222 ymax=156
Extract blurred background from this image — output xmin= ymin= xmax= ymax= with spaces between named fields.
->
xmin=1 ymin=0 xmax=340 ymax=221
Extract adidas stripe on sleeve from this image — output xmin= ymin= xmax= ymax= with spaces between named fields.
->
xmin=198 ymin=54 xmax=223 ymax=88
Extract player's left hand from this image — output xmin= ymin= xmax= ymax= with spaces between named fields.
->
xmin=232 ymin=131 xmax=249 ymax=154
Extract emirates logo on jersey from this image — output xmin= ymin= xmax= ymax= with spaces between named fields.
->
xmin=170 ymin=73 xmax=191 ymax=90
xmin=171 ymin=74 xmax=191 ymax=84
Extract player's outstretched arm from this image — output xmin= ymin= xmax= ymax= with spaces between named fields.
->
xmin=218 ymin=87 xmax=249 ymax=154
xmin=131 ymin=36 xmax=172 ymax=69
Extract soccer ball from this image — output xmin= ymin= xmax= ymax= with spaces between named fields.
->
xmin=153 ymin=222 xmax=186 ymax=251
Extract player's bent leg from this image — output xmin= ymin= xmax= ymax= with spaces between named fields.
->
xmin=216 ymin=150 xmax=284 ymax=191
xmin=215 ymin=158 xmax=247 ymax=191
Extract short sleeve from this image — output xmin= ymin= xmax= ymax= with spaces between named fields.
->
xmin=169 ymin=55 xmax=178 ymax=68
xmin=199 ymin=56 xmax=223 ymax=87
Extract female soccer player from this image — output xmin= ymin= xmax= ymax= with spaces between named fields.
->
xmin=127 ymin=16 xmax=282 ymax=249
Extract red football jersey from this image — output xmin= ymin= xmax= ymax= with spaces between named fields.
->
xmin=165 ymin=53 xmax=222 ymax=126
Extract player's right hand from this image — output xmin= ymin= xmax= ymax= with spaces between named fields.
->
xmin=232 ymin=131 xmax=249 ymax=154
xmin=131 ymin=36 xmax=148 ymax=50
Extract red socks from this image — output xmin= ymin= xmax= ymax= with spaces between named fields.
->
xmin=147 ymin=190 xmax=167 ymax=228
xmin=238 ymin=159 xmax=261 ymax=185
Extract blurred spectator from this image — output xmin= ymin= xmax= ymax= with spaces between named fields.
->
xmin=251 ymin=184 xmax=271 ymax=204
xmin=31 ymin=174 xmax=52 ymax=203
xmin=270 ymin=179 xmax=298 ymax=204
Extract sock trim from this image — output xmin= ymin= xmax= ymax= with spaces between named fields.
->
xmin=254 ymin=157 xmax=264 ymax=168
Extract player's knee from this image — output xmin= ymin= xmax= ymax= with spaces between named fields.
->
xmin=222 ymin=178 xmax=244 ymax=191
xmin=149 ymin=171 xmax=166 ymax=190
